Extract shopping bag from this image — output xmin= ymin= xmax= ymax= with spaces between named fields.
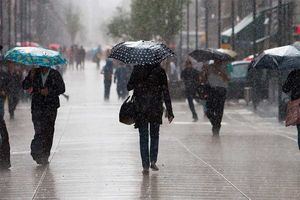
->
xmin=119 ymin=95 xmax=136 ymax=125
xmin=285 ymin=98 xmax=300 ymax=126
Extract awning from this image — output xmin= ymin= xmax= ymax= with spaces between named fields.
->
xmin=222 ymin=14 xmax=254 ymax=37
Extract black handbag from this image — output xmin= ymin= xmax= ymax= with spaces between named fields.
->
xmin=195 ymin=84 xmax=211 ymax=100
xmin=119 ymin=95 xmax=136 ymax=125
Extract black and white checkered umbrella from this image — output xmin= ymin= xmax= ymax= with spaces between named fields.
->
xmin=108 ymin=40 xmax=175 ymax=65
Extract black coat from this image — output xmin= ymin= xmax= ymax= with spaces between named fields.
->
xmin=0 ymin=70 xmax=9 ymax=97
xmin=181 ymin=67 xmax=200 ymax=95
xmin=22 ymin=69 xmax=65 ymax=111
xmin=127 ymin=65 xmax=174 ymax=128
xmin=282 ymin=69 xmax=300 ymax=100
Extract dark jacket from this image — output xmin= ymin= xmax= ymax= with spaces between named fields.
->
xmin=114 ymin=66 xmax=129 ymax=87
xmin=282 ymin=70 xmax=300 ymax=100
xmin=102 ymin=59 xmax=114 ymax=82
xmin=7 ymin=72 xmax=22 ymax=96
xmin=127 ymin=65 xmax=174 ymax=128
xmin=0 ymin=69 xmax=9 ymax=96
xmin=22 ymin=69 xmax=65 ymax=111
xmin=0 ymin=70 xmax=9 ymax=117
xmin=181 ymin=67 xmax=200 ymax=95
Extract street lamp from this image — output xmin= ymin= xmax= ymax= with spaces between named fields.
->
xmin=186 ymin=1 xmax=190 ymax=54
xmin=253 ymin=0 xmax=257 ymax=55
xmin=0 ymin=0 xmax=3 ymax=48
xmin=195 ymin=0 xmax=199 ymax=49
xmin=231 ymin=0 xmax=235 ymax=50
xmin=205 ymin=0 xmax=208 ymax=48
xmin=218 ymin=0 xmax=221 ymax=48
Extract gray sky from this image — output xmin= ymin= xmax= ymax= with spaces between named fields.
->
xmin=67 ymin=0 xmax=130 ymax=47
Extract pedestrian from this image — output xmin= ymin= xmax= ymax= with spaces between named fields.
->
xmin=69 ymin=45 xmax=75 ymax=70
xmin=75 ymin=45 xmax=81 ymax=70
xmin=101 ymin=51 xmax=114 ymax=100
xmin=204 ymin=60 xmax=230 ymax=135
xmin=79 ymin=46 xmax=86 ymax=70
xmin=114 ymin=64 xmax=129 ymax=99
xmin=22 ymin=67 xmax=65 ymax=165
xmin=6 ymin=62 xmax=22 ymax=119
xmin=248 ymin=69 xmax=263 ymax=110
xmin=282 ymin=69 xmax=300 ymax=150
xmin=93 ymin=45 xmax=102 ymax=69
xmin=181 ymin=58 xmax=200 ymax=121
xmin=0 ymin=60 xmax=11 ymax=169
xmin=169 ymin=60 xmax=179 ymax=81
xmin=127 ymin=63 xmax=174 ymax=174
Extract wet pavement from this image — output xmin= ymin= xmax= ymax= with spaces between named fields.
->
xmin=0 ymin=62 xmax=300 ymax=200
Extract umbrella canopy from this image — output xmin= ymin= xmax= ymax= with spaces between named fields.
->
xmin=108 ymin=40 xmax=175 ymax=65
xmin=217 ymin=48 xmax=237 ymax=58
xmin=16 ymin=41 xmax=40 ymax=47
xmin=243 ymin=55 xmax=254 ymax=62
xmin=189 ymin=48 xmax=235 ymax=62
xmin=250 ymin=45 xmax=300 ymax=70
xmin=49 ymin=43 xmax=61 ymax=51
xmin=4 ymin=47 xmax=67 ymax=67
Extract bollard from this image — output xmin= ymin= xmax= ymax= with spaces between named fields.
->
xmin=244 ymin=87 xmax=252 ymax=106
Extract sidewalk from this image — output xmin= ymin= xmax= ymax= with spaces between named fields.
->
xmin=0 ymin=63 xmax=299 ymax=199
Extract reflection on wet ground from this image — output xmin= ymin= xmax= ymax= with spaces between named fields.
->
xmin=0 ymin=62 xmax=299 ymax=199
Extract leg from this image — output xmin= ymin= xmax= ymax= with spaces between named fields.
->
xmin=150 ymin=123 xmax=160 ymax=164
xmin=31 ymin=110 xmax=45 ymax=162
xmin=186 ymin=94 xmax=198 ymax=120
xmin=138 ymin=123 xmax=150 ymax=169
xmin=297 ymin=125 xmax=300 ymax=150
xmin=206 ymin=90 xmax=218 ymax=127
xmin=104 ymin=82 xmax=109 ymax=99
xmin=107 ymin=81 xmax=112 ymax=99
xmin=0 ymin=119 xmax=11 ymax=169
xmin=43 ymin=110 xmax=57 ymax=159
xmin=206 ymin=89 xmax=222 ymax=134
xmin=8 ymin=94 xmax=15 ymax=119
xmin=116 ymin=85 xmax=122 ymax=99
xmin=214 ymin=88 xmax=227 ymax=131
xmin=0 ymin=97 xmax=5 ymax=119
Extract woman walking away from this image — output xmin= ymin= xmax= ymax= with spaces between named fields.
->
xmin=127 ymin=64 xmax=174 ymax=175
xmin=282 ymin=69 xmax=300 ymax=150
xmin=205 ymin=60 xmax=230 ymax=135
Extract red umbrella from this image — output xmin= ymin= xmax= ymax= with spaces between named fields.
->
xmin=17 ymin=41 xmax=40 ymax=47
xmin=243 ymin=55 xmax=254 ymax=62
xmin=48 ymin=43 xmax=61 ymax=51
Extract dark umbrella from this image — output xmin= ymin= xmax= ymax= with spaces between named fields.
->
xmin=108 ymin=40 xmax=175 ymax=65
xmin=250 ymin=45 xmax=300 ymax=70
xmin=189 ymin=49 xmax=234 ymax=62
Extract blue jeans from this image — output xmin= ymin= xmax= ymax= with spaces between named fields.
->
xmin=296 ymin=125 xmax=300 ymax=150
xmin=138 ymin=123 xmax=160 ymax=169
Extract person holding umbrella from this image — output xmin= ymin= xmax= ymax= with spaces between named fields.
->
xmin=22 ymin=67 xmax=65 ymax=165
xmin=250 ymin=44 xmax=300 ymax=149
xmin=5 ymin=46 xmax=67 ymax=165
xmin=101 ymin=50 xmax=114 ymax=100
xmin=204 ymin=60 xmax=230 ymax=135
xmin=189 ymin=49 xmax=233 ymax=135
xmin=283 ymin=69 xmax=300 ymax=150
xmin=110 ymin=40 xmax=174 ymax=174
